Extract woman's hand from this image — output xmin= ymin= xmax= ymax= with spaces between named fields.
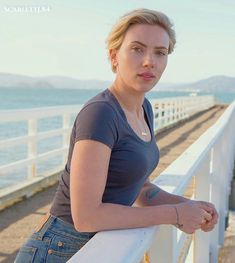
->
xmin=195 ymin=201 xmax=219 ymax=232
xmin=174 ymin=201 xmax=214 ymax=234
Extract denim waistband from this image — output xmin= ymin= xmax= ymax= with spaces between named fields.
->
xmin=36 ymin=214 xmax=97 ymax=240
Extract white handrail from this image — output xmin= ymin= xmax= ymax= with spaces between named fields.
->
xmin=0 ymin=105 xmax=83 ymax=123
xmin=68 ymin=100 xmax=235 ymax=263
xmin=0 ymin=96 xmax=215 ymax=183
xmin=151 ymin=95 xmax=215 ymax=131
xmin=0 ymin=105 xmax=82 ymax=180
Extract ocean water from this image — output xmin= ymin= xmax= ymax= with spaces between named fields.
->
xmin=0 ymin=87 xmax=234 ymax=110
xmin=0 ymin=87 xmax=234 ymax=189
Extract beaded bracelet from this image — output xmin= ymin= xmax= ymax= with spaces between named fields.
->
xmin=173 ymin=206 xmax=184 ymax=229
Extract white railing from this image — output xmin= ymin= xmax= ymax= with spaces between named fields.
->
xmin=0 ymin=105 xmax=82 ymax=181
xmin=0 ymin=95 xmax=214 ymax=184
xmin=152 ymin=95 xmax=215 ymax=131
xmin=68 ymin=100 xmax=235 ymax=263
xmin=0 ymin=95 xmax=215 ymax=208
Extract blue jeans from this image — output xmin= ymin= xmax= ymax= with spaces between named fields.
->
xmin=14 ymin=214 xmax=96 ymax=263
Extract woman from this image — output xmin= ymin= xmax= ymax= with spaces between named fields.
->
xmin=15 ymin=8 xmax=218 ymax=263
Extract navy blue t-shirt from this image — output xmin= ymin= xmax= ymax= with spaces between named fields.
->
xmin=50 ymin=88 xmax=160 ymax=225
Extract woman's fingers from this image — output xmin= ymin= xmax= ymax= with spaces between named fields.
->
xmin=198 ymin=201 xmax=214 ymax=214
xmin=196 ymin=201 xmax=219 ymax=226
xmin=176 ymin=201 xmax=218 ymax=234
xmin=211 ymin=210 xmax=219 ymax=224
xmin=199 ymin=201 xmax=219 ymax=218
xmin=203 ymin=211 xmax=212 ymax=221
xmin=201 ymin=218 xmax=207 ymax=224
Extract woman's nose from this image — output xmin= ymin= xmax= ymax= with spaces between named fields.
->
xmin=142 ymin=53 xmax=156 ymax=68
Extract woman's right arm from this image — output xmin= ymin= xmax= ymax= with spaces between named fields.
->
xmin=70 ymin=140 xmax=212 ymax=234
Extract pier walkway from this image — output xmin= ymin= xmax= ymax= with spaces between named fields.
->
xmin=0 ymin=104 xmax=234 ymax=263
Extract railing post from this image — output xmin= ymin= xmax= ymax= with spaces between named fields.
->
xmin=210 ymin=143 xmax=222 ymax=263
xmin=169 ymin=101 xmax=173 ymax=124
xmin=161 ymin=102 xmax=165 ymax=128
xmin=158 ymin=102 xmax=163 ymax=129
xmin=194 ymin=154 xmax=211 ymax=263
xmin=183 ymin=99 xmax=187 ymax=118
xmin=176 ymin=100 xmax=180 ymax=122
xmin=214 ymin=131 xmax=229 ymax=247
xmin=180 ymin=99 xmax=184 ymax=119
xmin=28 ymin=119 xmax=37 ymax=179
xmin=147 ymin=226 xmax=177 ymax=263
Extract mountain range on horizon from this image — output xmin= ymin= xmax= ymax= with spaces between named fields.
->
xmin=0 ymin=72 xmax=234 ymax=93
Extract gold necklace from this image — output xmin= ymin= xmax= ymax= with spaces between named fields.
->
xmin=109 ymin=87 xmax=148 ymax=136
xmin=136 ymin=109 xmax=148 ymax=137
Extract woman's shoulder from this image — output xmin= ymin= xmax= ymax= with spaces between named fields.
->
xmin=74 ymin=89 xmax=120 ymax=127
xmin=73 ymin=89 xmax=120 ymax=148
xmin=82 ymin=88 xmax=118 ymax=115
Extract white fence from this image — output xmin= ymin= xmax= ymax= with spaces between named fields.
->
xmin=152 ymin=95 xmax=215 ymax=131
xmin=68 ymin=100 xmax=235 ymax=263
xmin=0 ymin=105 xmax=83 ymax=208
xmin=0 ymin=95 xmax=214 ymax=209
xmin=0 ymin=105 xmax=82 ymax=178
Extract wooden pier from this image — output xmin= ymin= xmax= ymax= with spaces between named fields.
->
xmin=0 ymin=104 xmax=234 ymax=263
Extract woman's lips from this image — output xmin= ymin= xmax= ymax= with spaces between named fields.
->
xmin=137 ymin=73 xmax=156 ymax=80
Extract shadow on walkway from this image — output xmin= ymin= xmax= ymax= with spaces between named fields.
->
xmin=156 ymin=106 xmax=225 ymax=158
xmin=0 ymin=183 xmax=57 ymax=232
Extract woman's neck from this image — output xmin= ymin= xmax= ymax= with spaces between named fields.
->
xmin=109 ymin=80 xmax=145 ymax=118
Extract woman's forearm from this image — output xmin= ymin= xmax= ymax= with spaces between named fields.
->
xmin=134 ymin=182 xmax=189 ymax=207
xmin=74 ymin=202 xmax=176 ymax=232
xmin=73 ymin=192 xmax=217 ymax=234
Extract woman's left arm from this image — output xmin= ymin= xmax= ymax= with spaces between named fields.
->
xmin=133 ymin=179 xmax=188 ymax=207
xmin=133 ymin=178 xmax=218 ymax=232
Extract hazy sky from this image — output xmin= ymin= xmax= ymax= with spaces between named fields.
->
xmin=0 ymin=0 xmax=234 ymax=83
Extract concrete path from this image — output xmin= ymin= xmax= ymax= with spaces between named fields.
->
xmin=0 ymin=104 xmax=233 ymax=263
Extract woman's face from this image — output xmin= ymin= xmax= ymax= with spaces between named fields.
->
xmin=111 ymin=24 xmax=170 ymax=93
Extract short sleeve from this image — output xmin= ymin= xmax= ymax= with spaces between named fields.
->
xmin=74 ymin=102 xmax=118 ymax=149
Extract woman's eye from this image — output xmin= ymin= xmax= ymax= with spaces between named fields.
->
xmin=132 ymin=47 xmax=143 ymax=53
xmin=156 ymin=51 xmax=167 ymax=56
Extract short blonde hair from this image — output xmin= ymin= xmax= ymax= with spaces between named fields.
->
xmin=106 ymin=8 xmax=176 ymax=72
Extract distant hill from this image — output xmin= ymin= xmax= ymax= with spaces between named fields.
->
xmin=189 ymin=76 xmax=235 ymax=92
xmin=158 ymin=76 xmax=235 ymax=93
xmin=0 ymin=73 xmax=234 ymax=92
xmin=0 ymin=73 xmax=111 ymax=90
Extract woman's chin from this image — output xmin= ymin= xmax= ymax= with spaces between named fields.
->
xmin=134 ymin=83 xmax=158 ymax=93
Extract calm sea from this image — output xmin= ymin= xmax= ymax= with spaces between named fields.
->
xmin=0 ymin=87 xmax=234 ymax=189
xmin=0 ymin=87 xmax=235 ymax=110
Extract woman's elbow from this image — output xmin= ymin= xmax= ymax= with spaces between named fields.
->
xmin=72 ymin=214 xmax=99 ymax=233
xmin=74 ymin=221 xmax=95 ymax=233
xmin=71 ymin=202 xmax=102 ymax=232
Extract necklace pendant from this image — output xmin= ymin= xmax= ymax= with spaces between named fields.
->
xmin=141 ymin=132 xmax=148 ymax=136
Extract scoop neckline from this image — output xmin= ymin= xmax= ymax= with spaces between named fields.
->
xmin=106 ymin=88 xmax=153 ymax=145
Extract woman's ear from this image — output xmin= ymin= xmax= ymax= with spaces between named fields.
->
xmin=109 ymin=49 xmax=118 ymax=72
xmin=109 ymin=49 xmax=118 ymax=67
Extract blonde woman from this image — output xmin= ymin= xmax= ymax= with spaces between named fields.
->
xmin=15 ymin=8 xmax=218 ymax=263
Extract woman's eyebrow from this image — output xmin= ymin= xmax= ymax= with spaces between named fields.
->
xmin=130 ymin=41 xmax=168 ymax=50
